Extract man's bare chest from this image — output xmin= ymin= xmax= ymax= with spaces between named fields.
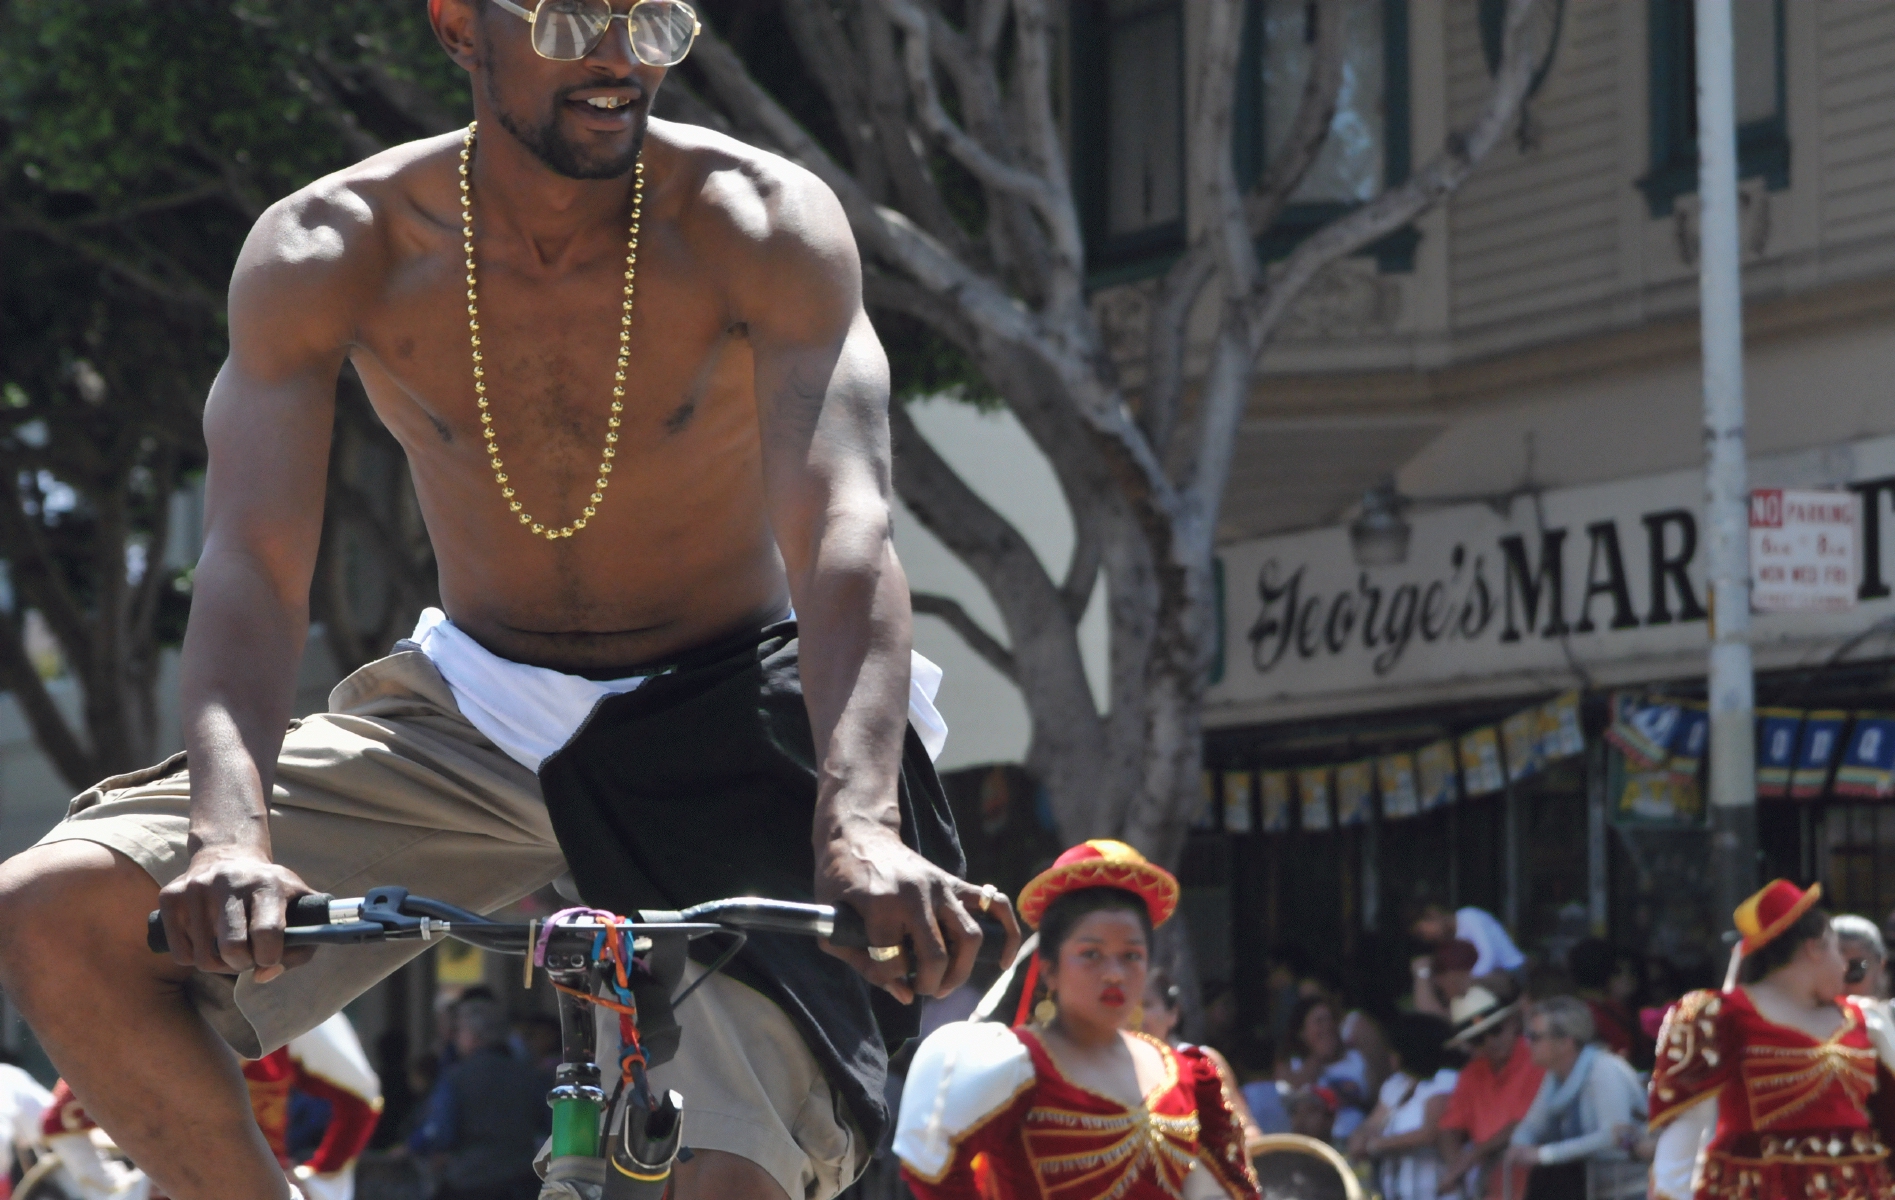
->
xmin=350 ymin=231 xmax=749 ymax=465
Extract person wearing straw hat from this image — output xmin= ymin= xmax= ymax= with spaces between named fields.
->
xmin=1438 ymin=986 xmax=1545 ymax=1200
xmin=892 ymin=841 xmax=1261 ymax=1200
xmin=1648 ymin=879 xmax=1895 ymax=1200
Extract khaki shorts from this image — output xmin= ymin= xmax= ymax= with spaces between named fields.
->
xmin=36 ymin=649 xmax=863 ymax=1200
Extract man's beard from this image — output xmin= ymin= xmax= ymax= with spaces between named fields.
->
xmin=484 ymin=72 xmax=645 ymax=180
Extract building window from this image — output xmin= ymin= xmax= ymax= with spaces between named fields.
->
xmin=1639 ymin=0 xmax=1787 ymax=217
xmin=1072 ymin=0 xmax=1187 ymax=280
xmin=1232 ymin=0 xmax=1414 ymax=271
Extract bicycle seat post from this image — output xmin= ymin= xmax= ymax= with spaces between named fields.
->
xmin=547 ymin=959 xmax=606 ymax=1162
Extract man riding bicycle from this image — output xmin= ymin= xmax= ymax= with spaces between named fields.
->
xmin=0 ymin=3 xmax=1018 ymax=1198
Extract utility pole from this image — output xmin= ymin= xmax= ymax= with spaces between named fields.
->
xmin=1697 ymin=0 xmax=1758 ymax=918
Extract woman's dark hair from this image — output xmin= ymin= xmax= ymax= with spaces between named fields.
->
xmin=1739 ymin=908 xmax=1831 ymax=984
xmin=1388 ymin=1012 xmax=1452 ymax=1079
xmin=1037 ymin=887 xmax=1152 ymax=961
xmin=1147 ymin=967 xmax=1181 ymax=1012
xmin=1286 ymin=993 xmax=1340 ymax=1060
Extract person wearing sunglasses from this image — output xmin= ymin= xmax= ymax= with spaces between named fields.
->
xmin=1834 ymin=913 xmax=1891 ymax=1002
xmin=1437 ymin=987 xmax=1546 ymax=1200
xmin=0 ymin=4 xmax=1023 ymax=1200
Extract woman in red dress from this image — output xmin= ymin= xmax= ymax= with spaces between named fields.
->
xmin=1649 ymin=879 xmax=1895 ymax=1200
xmin=893 ymin=840 xmax=1260 ymax=1200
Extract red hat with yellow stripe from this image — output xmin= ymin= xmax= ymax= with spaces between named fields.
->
xmin=1017 ymin=840 xmax=1179 ymax=930
xmin=1734 ymin=878 xmax=1823 ymax=956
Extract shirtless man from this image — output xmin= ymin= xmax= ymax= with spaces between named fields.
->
xmin=0 ymin=4 xmax=1017 ymax=1198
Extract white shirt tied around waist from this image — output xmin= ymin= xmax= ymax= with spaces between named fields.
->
xmin=409 ymin=607 xmax=948 ymax=774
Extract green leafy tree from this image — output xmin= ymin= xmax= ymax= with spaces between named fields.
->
xmin=0 ymin=0 xmax=466 ymax=787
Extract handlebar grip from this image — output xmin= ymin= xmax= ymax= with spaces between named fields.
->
xmin=145 ymin=893 xmax=336 ymax=955
xmin=828 ymin=904 xmax=1011 ymax=965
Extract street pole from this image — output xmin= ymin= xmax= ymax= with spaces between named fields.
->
xmin=1697 ymin=0 xmax=1758 ymax=918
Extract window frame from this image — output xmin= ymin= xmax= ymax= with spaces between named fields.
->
xmin=1230 ymin=0 xmax=1417 ymax=273
xmin=1637 ymin=0 xmax=1789 ymax=218
xmin=1070 ymin=0 xmax=1190 ymax=285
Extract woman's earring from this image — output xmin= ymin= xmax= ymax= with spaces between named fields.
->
xmin=1034 ymin=993 xmax=1058 ymax=1024
xmin=1130 ymin=1002 xmax=1145 ymax=1030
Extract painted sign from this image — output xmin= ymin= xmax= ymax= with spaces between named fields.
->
xmin=1210 ymin=435 xmax=1895 ymax=722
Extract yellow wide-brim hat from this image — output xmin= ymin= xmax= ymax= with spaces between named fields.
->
xmin=1016 ymin=839 xmax=1179 ymax=930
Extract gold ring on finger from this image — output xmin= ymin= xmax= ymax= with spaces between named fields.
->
xmin=979 ymin=883 xmax=998 ymax=913
xmin=868 ymin=944 xmax=903 ymax=963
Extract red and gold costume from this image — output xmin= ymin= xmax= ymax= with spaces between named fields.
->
xmin=894 ymin=1022 xmax=1259 ymax=1200
xmin=1649 ymin=880 xmax=1895 ymax=1200
xmin=40 ymin=1013 xmax=381 ymax=1200
xmin=895 ymin=841 xmax=1257 ymax=1200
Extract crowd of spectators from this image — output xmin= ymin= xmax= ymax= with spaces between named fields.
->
xmin=1173 ymin=895 xmax=1895 ymax=1200
xmin=1187 ymin=898 xmax=1732 ymax=1200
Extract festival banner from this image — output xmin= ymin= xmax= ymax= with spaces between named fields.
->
xmin=1459 ymin=727 xmax=1506 ymax=796
xmin=1605 ymin=692 xmax=1683 ymax=769
xmin=1298 ymin=767 xmax=1334 ymax=831
xmin=1835 ymin=715 xmax=1895 ymax=800
xmin=1335 ymin=761 xmax=1375 ymax=826
xmin=1501 ymin=710 xmax=1543 ymax=782
xmin=1539 ymin=691 xmax=1587 ymax=760
xmin=1222 ymin=770 xmax=1254 ymax=833
xmin=1377 ymin=753 xmax=1420 ymax=819
xmin=1193 ymin=771 xmax=1218 ymax=830
xmin=1614 ymin=761 xmax=1704 ymax=825
xmin=1260 ymin=770 xmax=1294 ymax=832
xmin=1666 ymin=702 xmax=1709 ymax=786
xmin=1416 ymin=740 xmax=1460 ymax=811
xmin=1755 ymin=708 xmax=1804 ymax=798
xmin=1790 ymin=710 xmax=1850 ymax=800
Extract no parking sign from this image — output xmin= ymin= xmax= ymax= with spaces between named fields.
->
xmin=1750 ymin=489 xmax=1858 ymax=612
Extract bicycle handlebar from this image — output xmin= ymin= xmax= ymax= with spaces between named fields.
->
xmin=145 ymin=888 xmax=1006 ymax=964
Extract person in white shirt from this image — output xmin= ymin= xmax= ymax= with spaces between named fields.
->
xmin=1348 ymin=1013 xmax=1460 ymax=1200
xmin=1411 ymin=901 xmax=1526 ymax=1018
xmin=1503 ymin=997 xmax=1645 ymax=1197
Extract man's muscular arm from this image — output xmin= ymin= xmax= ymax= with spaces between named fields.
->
xmin=157 ymin=186 xmax=368 ymax=981
xmin=736 ymin=164 xmax=1020 ymax=1002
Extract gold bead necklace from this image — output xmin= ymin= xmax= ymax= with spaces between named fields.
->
xmin=458 ymin=120 xmax=643 ymax=541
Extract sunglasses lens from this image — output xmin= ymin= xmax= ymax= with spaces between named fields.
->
xmin=630 ymin=0 xmax=699 ymax=66
xmin=534 ymin=0 xmax=612 ymax=60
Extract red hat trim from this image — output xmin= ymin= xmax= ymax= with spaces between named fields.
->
xmin=1734 ymin=879 xmax=1822 ymax=956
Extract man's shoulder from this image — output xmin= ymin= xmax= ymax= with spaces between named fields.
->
xmin=651 ymin=119 xmax=850 ymax=258
xmin=238 ymin=132 xmax=459 ymax=293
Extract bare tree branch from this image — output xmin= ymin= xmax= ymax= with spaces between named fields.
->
xmin=1060 ymin=525 xmax=1102 ymax=626
xmin=1244 ymin=0 xmax=1541 ymax=349
xmin=911 ymin=591 xmax=1017 ymax=681
xmin=1007 ymin=0 xmax=1085 ymax=321
xmin=879 ymin=0 xmax=1071 ymax=230
xmin=779 ymin=0 xmax=884 ymax=194
xmin=856 ymin=3 xmax=980 ymax=258
xmin=0 ymin=611 xmax=95 ymax=790
xmin=1245 ymin=0 xmax=1347 ymax=235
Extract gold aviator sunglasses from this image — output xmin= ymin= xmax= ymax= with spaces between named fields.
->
xmin=489 ymin=0 xmax=701 ymax=66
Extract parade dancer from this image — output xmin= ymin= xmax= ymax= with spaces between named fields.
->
xmin=1650 ymin=879 xmax=1895 ymax=1200
xmin=893 ymin=841 xmax=1260 ymax=1200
